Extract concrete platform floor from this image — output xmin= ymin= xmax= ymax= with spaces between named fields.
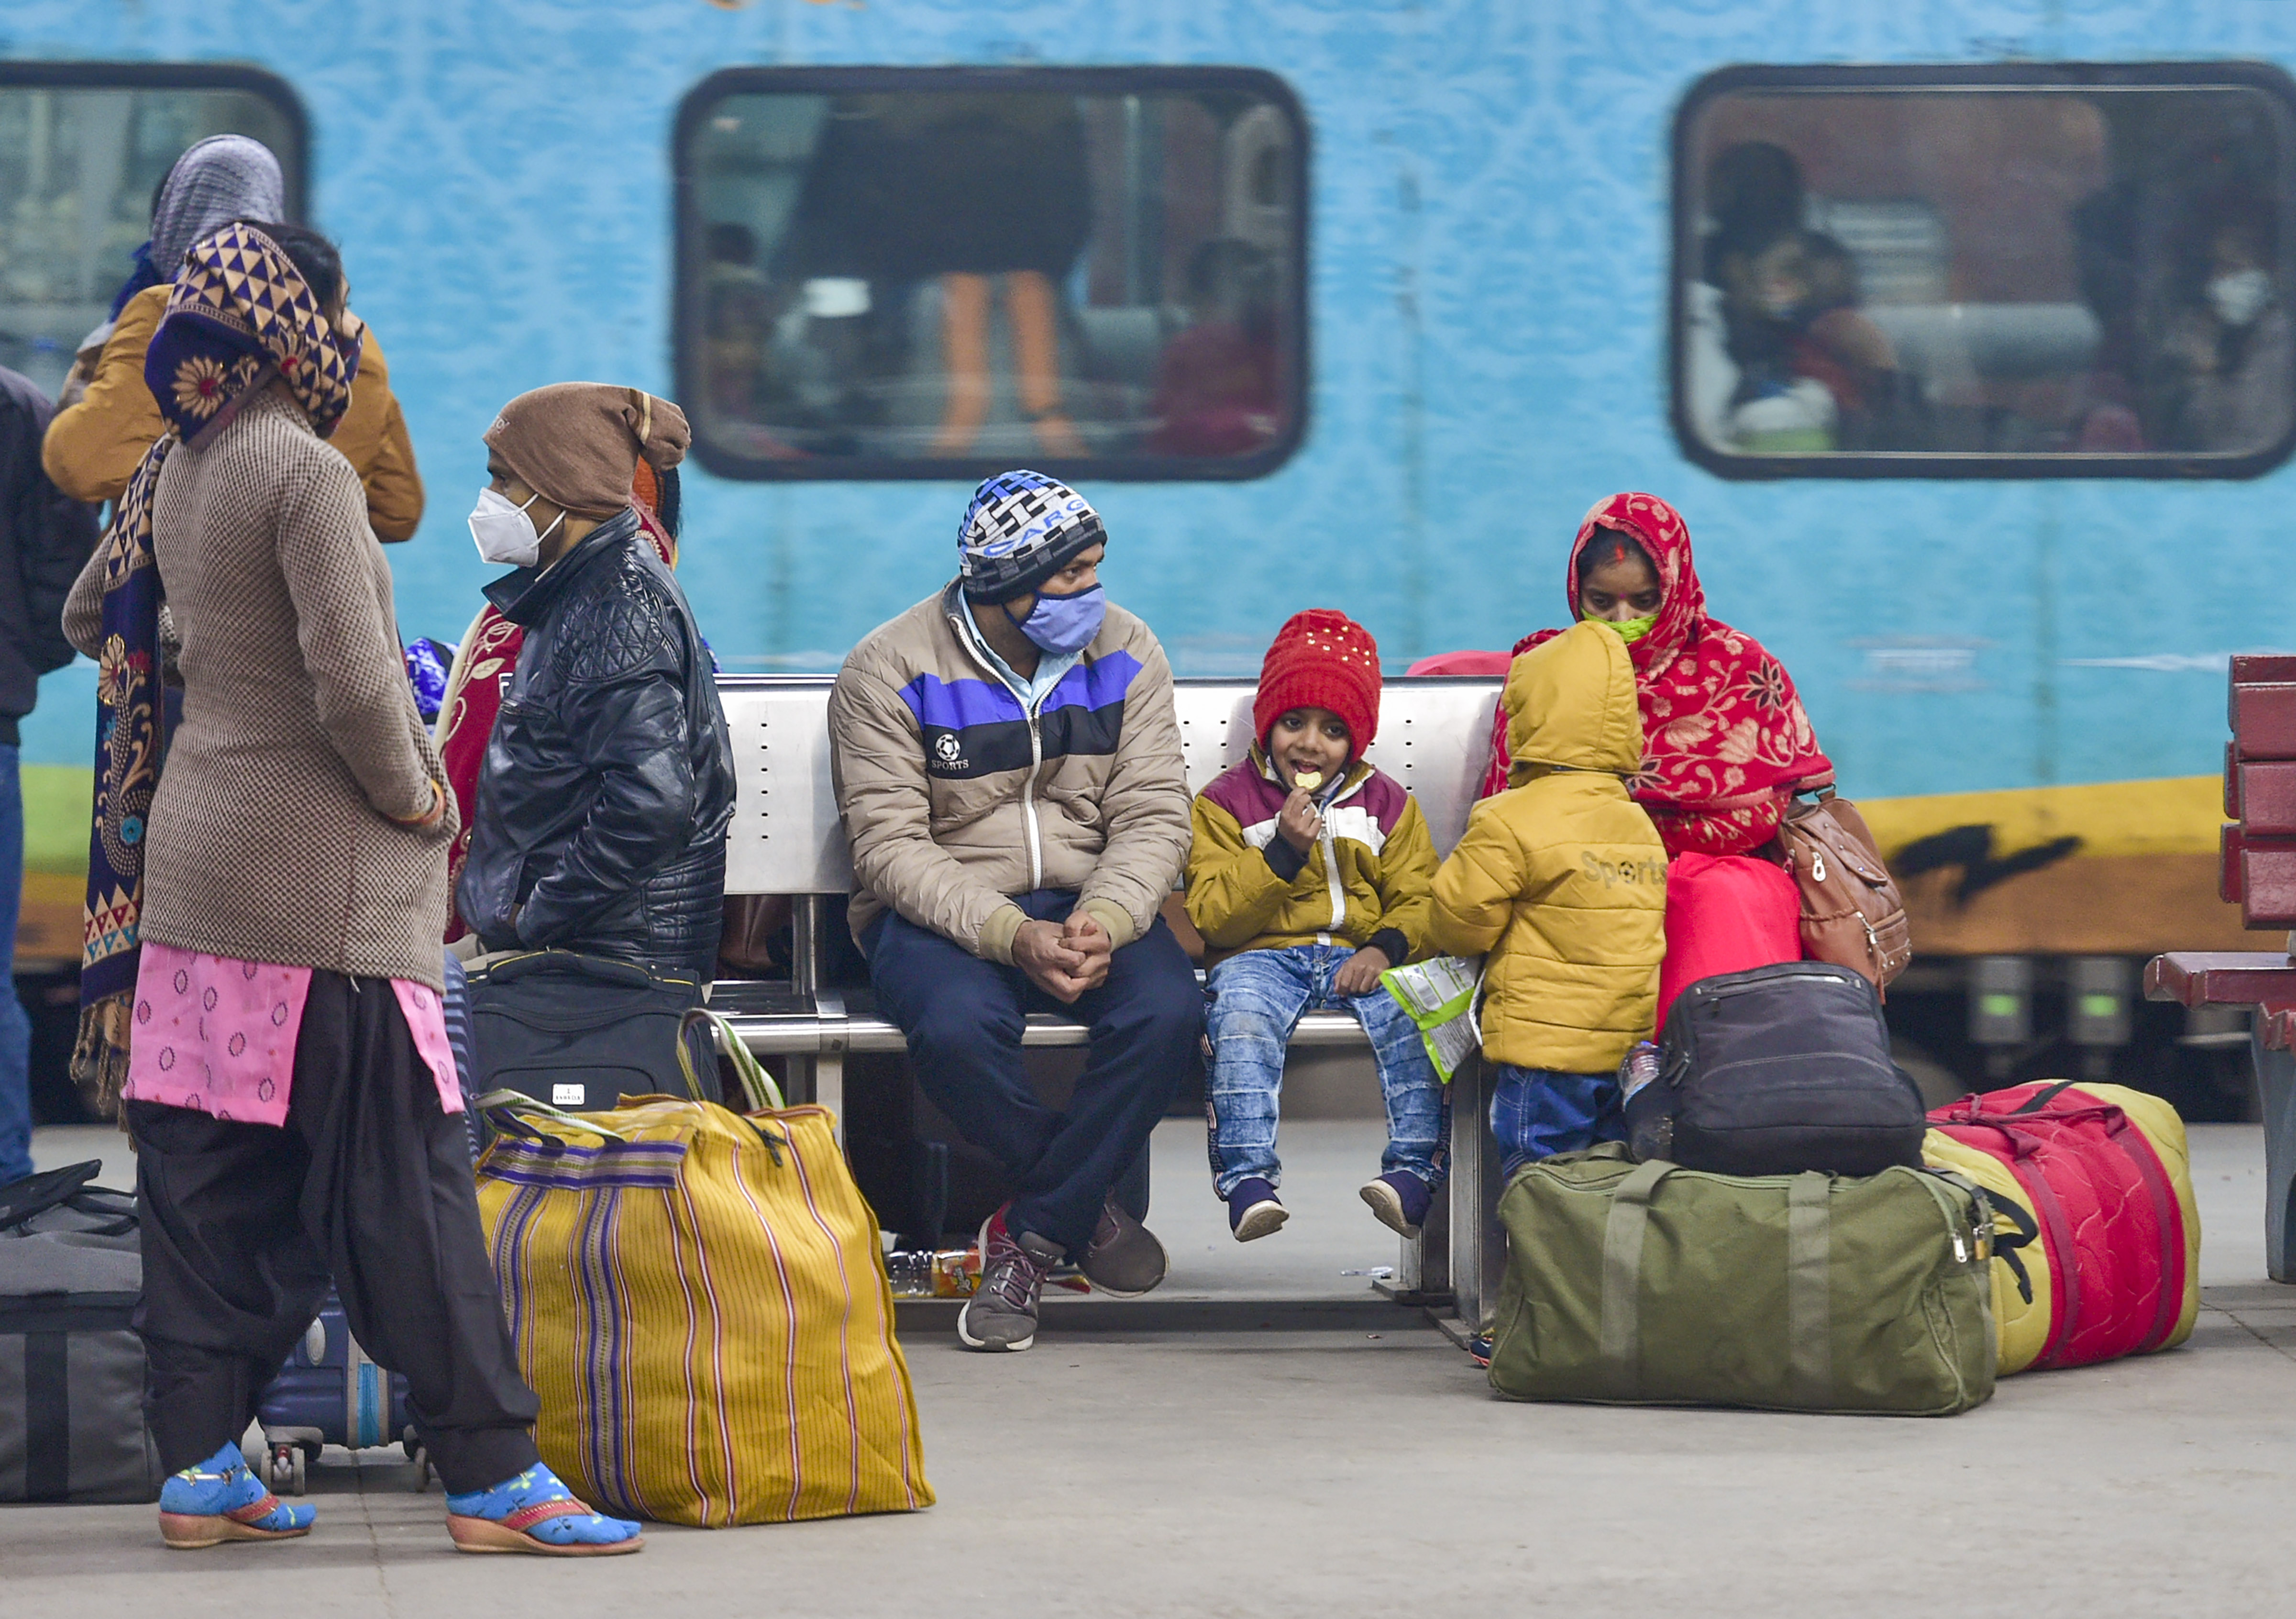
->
xmin=8 ymin=1119 xmax=2293 ymax=1616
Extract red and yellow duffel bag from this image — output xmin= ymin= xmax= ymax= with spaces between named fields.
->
xmin=1924 ymin=1081 xmax=2201 ymax=1375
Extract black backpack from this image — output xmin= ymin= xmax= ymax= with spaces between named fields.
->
xmin=1625 ymin=961 xmax=1926 ymax=1177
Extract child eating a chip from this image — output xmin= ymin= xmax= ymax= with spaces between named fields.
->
xmin=1186 ymin=610 xmax=1448 ymax=1242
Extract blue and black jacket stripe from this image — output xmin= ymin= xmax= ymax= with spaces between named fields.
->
xmin=900 ymin=652 xmax=1144 ymax=779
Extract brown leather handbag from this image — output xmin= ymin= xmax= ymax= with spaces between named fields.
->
xmin=1777 ymin=787 xmax=1911 ymax=992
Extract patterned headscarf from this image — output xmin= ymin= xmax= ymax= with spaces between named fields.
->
xmin=1477 ymin=492 xmax=1832 ymax=858
xmin=73 ymin=223 xmax=358 ymax=1111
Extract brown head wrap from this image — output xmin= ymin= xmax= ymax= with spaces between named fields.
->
xmin=482 ymin=382 xmax=690 ymax=519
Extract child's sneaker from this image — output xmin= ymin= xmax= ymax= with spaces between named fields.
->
xmin=156 ymin=1442 xmax=315 ymax=1549
xmin=1359 ymin=1169 xmax=1433 ymax=1239
xmin=444 ymin=1463 xmax=644 ymax=1555
xmin=1227 ymin=1177 xmax=1288 ymax=1242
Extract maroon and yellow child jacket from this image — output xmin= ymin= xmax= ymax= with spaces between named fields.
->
xmin=1184 ymin=749 xmax=1437 ymax=967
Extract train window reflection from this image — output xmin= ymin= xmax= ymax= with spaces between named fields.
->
xmin=1675 ymin=66 xmax=2296 ymax=477
xmin=676 ymin=69 xmax=1306 ymax=480
xmin=0 ymin=67 xmax=303 ymax=399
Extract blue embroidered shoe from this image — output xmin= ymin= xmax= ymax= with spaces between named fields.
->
xmin=156 ymin=1443 xmax=315 ymax=1549
xmin=445 ymin=1464 xmax=644 ymax=1556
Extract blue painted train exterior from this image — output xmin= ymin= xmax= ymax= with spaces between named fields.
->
xmin=6 ymin=0 xmax=2292 ymax=807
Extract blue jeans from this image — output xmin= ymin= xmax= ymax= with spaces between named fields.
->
xmin=1490 ymin=1064 xmax=1624 ymax=1178
xmin=1203 ymin=943 xmax=1448 ymax=1198
xmin=0 ymin=745 xmax=31 ymax=1184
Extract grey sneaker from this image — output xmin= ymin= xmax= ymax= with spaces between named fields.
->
xmin=1079 ymin=1198 xmax=1169 ymax=1298
xmin=957 ymin=1204 xmax=1060 ymax=1353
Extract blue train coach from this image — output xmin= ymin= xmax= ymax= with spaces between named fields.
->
xmin=4 ymin=1 xmax=2292 ymax=1111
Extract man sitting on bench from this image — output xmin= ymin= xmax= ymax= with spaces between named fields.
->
xmin=828 ymin=470 xmax=1200 ymax=1353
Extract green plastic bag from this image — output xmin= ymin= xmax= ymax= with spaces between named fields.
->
xmin=1379 ymin=955 xmax=1484 ymax=1083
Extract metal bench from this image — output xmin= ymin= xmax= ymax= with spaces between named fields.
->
xmin=2148 ymin=654 xmax=2296 ymax=1282
xmin=707 ymin=672 xmax=1511 ymax=1321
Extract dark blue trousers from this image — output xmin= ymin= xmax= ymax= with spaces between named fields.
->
xmin=866 ymin=890 xmax=1203 ymax=1255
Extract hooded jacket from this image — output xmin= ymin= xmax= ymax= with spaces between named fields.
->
xmin=1428 ymin=621 xmax=1667 ymax=1073
xmin=1186 ymin=750 xmax=1435 ymax=966
xmin=43 ymin=285 xmax=424 ymax=541
xmin=828 ymin=582 xmax=1190 ymax=961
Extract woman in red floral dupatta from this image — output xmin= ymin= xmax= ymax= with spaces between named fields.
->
xmin=1448 ymin=491 xmax=1832 ymax=858
xmin=435 ymin=461 xmax=681 ymax=940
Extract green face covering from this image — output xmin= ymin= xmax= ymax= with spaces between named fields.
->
xmin=1601 ymin=613 xmax=1658 ymax=644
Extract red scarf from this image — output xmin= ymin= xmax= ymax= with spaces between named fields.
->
xmin=1478 ymin=491 xmax=1830 ymax=857
xmin=438 ymin=500 xmax=677 ymax=939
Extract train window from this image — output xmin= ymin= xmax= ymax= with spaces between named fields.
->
xmin=1674 ymin=64 xmax=2296 ymax=478
xmin=0 ymin=65 xmax=304 ymax=399
xmin=674 ymin=67 xmax=1307 ymax=481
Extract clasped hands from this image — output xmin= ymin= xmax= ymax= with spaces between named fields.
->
xmin=1013 ymin=910 xmax=1115 ymax=1004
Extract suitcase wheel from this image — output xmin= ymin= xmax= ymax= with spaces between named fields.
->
xmin=268 ymin=1442 xmax=307 ymax=1497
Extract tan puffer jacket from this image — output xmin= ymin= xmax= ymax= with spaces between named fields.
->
xmin=1427 ymin=621 xmax=1667 ymax=1073
xmin=43 ymin=284 xmax=425 ymax=541
xmin=828 ymin=582 xmax=1191 ymax=963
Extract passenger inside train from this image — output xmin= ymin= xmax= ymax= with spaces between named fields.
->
xmin=685 ymin=84 xmax=1299 ymax=468
xmin=1683 ymin=91 xmax=2296 ymax=460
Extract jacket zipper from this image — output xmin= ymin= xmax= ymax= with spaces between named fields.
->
xmin=949 ymin=604 xmax=1047 ymax=891
xmin=1308 ymin=765 xmax=1363 ymax=942
xmin=1318 ymin=828 xmax=1345 ymax=940
xmin=1022 ymin=708 xmax=1045 ymax=889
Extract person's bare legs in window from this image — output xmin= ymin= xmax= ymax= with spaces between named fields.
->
xmin=931 ymin=272 xmax=994 ymax=456
xmin=1007 ymin=270 xmax=1086 ymax=458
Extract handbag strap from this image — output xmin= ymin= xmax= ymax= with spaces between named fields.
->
xmin=1598 ymin=1160 xmax=1673 ymax=1397
xmin=472 ymin=1088 xmax=633 ymax=1142
xmin=684 ymin=1008 xmax=786 ymax=1113
xmin=0 ymin=1160 xmax=103 ymax=1233
xmin=1786 ymin=1174 xmax=1833 ymax=1406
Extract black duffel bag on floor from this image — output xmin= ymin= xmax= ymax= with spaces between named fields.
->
xmin=1625 ymin=960 xmax=1925 ymax=1177
xmin=464 ymin=949 xmax=718 ymax=1114
xmin=1 ymin=1161 xmax=162 ymax=1503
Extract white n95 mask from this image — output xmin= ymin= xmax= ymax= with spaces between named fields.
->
xmin=467 ymin=486 xmax=563 ymax=567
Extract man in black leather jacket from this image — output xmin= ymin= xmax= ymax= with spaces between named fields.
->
xmin=456 ymin=385 xmax=734 ymax=983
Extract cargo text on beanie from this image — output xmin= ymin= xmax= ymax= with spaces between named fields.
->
xmin=485 ymin=382 xmax=691 ymax=519
xmin=1253 ymin=610 xmax=1382 ymax=758
xmin=958 ymin=469 xmax=1108 ymax=602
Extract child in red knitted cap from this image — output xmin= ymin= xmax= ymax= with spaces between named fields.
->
xmin=1186 ymin=610 xmax=1446 ymax=1242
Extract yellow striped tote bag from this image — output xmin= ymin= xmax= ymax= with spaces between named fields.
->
xmin=475 ymin=1026 xmax=932 ymax=1526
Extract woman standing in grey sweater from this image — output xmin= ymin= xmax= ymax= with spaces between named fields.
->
xmin=62 ymin=222 xmax=639 ymax=1556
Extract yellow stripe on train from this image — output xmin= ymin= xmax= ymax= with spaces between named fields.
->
xmin=6 ymin=768 xmax=2253 ymax=969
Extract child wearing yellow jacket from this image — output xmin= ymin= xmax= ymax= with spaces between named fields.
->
xmin=1188 ymin=611 xmax=1446 ymax=1242
xmin=1428 ymin=620 xmax=1667 ymax=1173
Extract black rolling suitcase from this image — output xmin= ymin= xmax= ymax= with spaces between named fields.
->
xmin=463 ymin=949 xmax=715 ymax=1113
xmin=1625 ymin=960 xmax=1925 ymax=1177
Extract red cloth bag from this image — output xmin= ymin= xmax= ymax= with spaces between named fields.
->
xmin=1929 ymin=1083 xmax=2191 ymax=1370
xmin=1655 ymin=852 xmax=1802 ymax=1031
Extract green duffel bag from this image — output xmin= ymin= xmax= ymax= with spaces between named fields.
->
xmin=1489 ymin=1144 xmax=1996 ymax=1416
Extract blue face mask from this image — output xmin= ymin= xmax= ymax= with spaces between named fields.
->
xmin=1006 ymin=583 xmax=1106 ymax=654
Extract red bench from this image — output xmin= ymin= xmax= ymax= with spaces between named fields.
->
xmin=2146 ymin=654 xmax=2296 ymax=1279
